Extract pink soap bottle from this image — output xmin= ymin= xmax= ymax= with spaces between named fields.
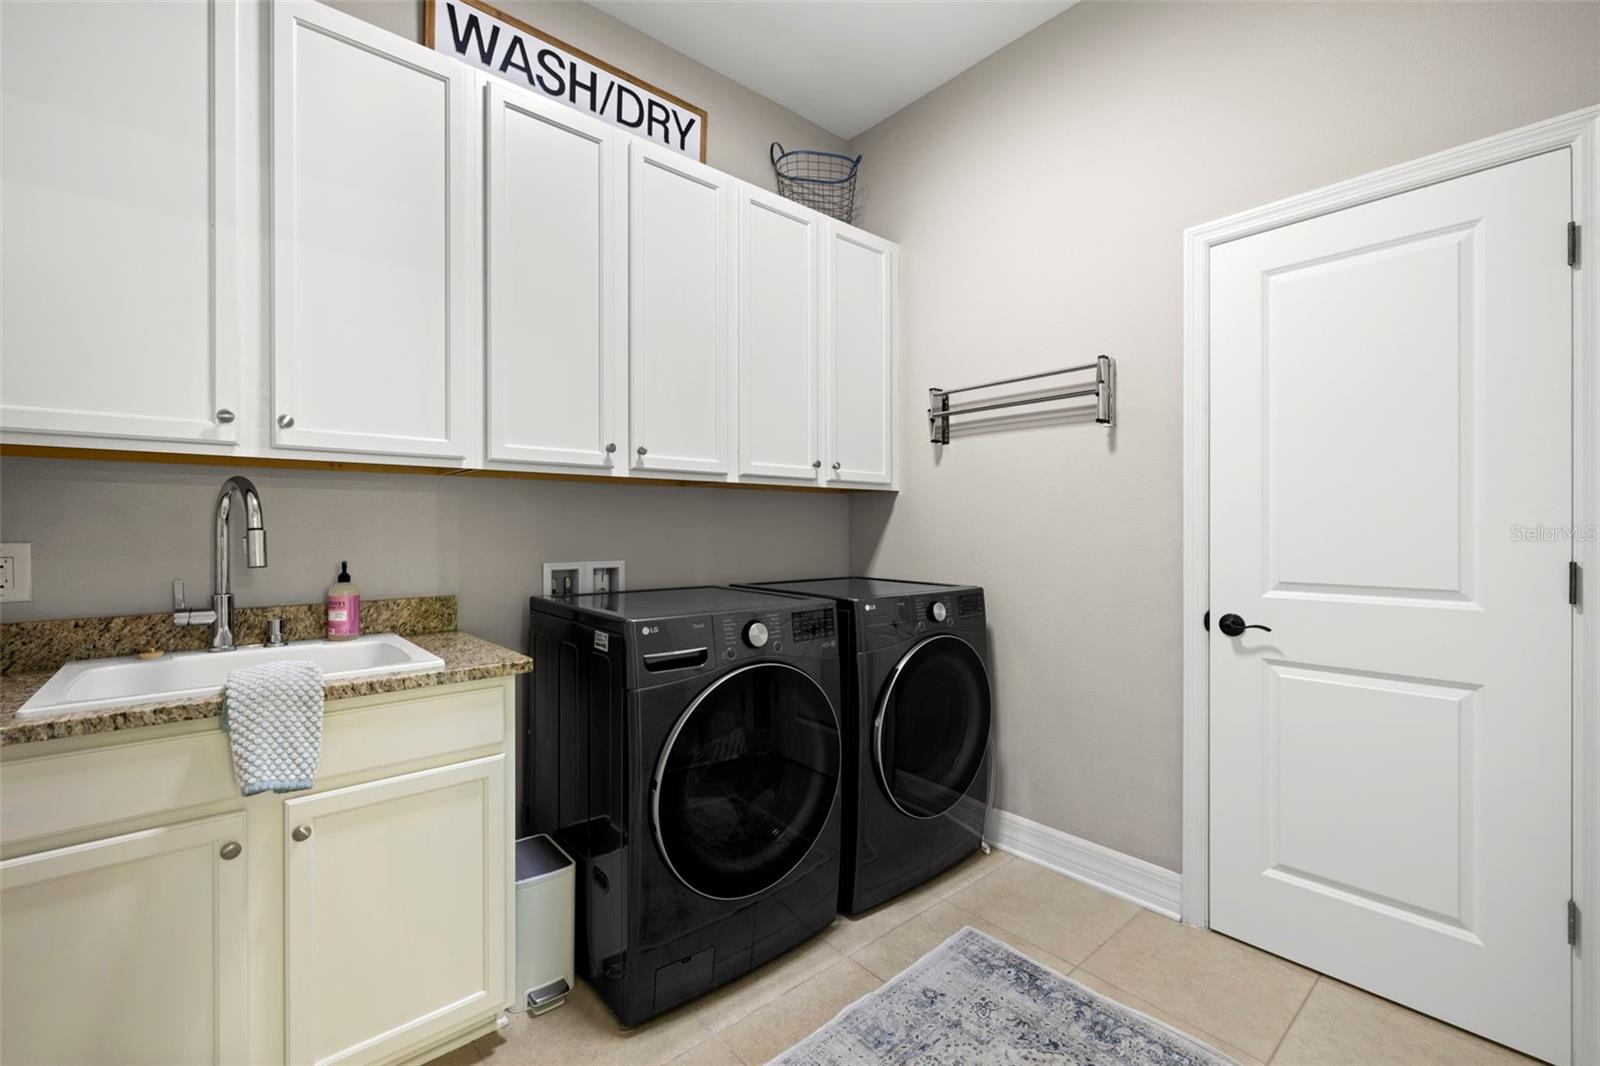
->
xmin=326 ymin=561 xmax=361 ymax=641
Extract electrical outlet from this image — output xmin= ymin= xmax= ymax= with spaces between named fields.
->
xmin=0 ymin=542 xmax=33 ymax=603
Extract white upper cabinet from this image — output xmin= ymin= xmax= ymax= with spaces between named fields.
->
xmin=737 ymin=186 xmax=823 ymax=483
xmin=270 ymin=1 xmax=477 ymax=462
xmin=824 ymin=223 xmax=898 ymax=487
xmin=0 ymin=0 xmax=240 ymax=447
xmin=485 ymin=83 xmax=626 ymax=471
xmin=628 ymin=141 xmax=735 ymax=477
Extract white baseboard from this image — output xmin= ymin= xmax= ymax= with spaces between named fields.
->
xmin=986 ymin=809 xmax=1183 ymax=921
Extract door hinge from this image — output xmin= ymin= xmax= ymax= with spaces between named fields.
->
xmin=1572 ymin=561 xmax=1583 ymax=607
xmin=1571 ymin=222 xmax=1582 ymax=268
xmin=1570 ymin=899 xmax=1581 ymax=946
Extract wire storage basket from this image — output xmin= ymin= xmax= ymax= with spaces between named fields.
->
xmin=771 ymin=142 xmax=862 ymax=224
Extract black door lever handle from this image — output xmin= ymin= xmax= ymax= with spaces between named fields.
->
xmin=1217 ymin=613 xmax=1271 ymax=637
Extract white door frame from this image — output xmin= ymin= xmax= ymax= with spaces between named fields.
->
xmin=1181 ymin=106 xmax=1600 ymax=1064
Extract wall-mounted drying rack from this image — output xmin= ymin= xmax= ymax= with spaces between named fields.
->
xmin=927 ymin=355 xmax=1115 ymax=444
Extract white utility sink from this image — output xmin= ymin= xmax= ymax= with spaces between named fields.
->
xmin=16 ymin=633 xmax=445 ymax=718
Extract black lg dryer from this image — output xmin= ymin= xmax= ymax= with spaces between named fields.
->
xmin=529 ymin=587 xmax=844 ymax=1026
xmin=744 ymin=578 xmax=992 ymax=915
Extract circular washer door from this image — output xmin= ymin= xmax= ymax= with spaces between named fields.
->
xmin=652 ymin=662 xmax=841 ymax=900
xmin=874 ymin=634 xmax=992 ymax=819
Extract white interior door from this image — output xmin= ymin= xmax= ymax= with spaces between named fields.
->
xmin=285 ymin=756 xmax=507 ymax=1066
xmin=738 ymin=185 xmax=822 ymax=482
xmin=0 ymin=0 xmax=240 ymax=447
xmin=271 ymin=1 xmax=475 ymax=461
xmin=1209 ymin=149 xmax=1573 ymax=1063
xmin=628 ymin=141 xmax=733 ymax=477
xmin=824 ymin=223 xmax=896 ymax=487
xmin=0 ymin=813 xmax=248 ymax=1066
xmin=485 ymin=82 xmax=626 ymax=470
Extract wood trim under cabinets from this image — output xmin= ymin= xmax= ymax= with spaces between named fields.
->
xmin=0 ymin=445 xmax=850 ymax=493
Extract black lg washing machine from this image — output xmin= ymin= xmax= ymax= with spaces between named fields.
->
xmin=744 ymin=578 xmax=992 ymax=915
xmin=529 ymin=587 xmax=844 ymax=1026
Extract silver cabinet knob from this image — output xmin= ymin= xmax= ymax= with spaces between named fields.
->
xmin=636 ymin=446 xmax=648 ymax=456
xmin=215 ymin=409 xmax=235 ymax=424
xmin=812 ymin=459 xmax=822 ymax=469
xmin=831 ymin=461 xmax=842 ymax=471
xmin=277 ymin=414 xmax=295 ymax=429
xmin=291 ymin=825 xmax=312 ymax=842
xmin=220 ymin=841 xmax=242 ymax=861
xmin=605 ymin=442 xmax=617 ymax=454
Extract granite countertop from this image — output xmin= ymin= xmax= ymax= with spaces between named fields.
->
xmin=0 ymin=599 xmax=530 ymax=746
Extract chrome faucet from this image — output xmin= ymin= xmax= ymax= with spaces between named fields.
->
xmin=175 ymin=476 xmax=268 ymax=651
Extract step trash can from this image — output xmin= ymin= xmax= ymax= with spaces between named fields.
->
xmin=514 ymin=834 xmax=575 ymax=1015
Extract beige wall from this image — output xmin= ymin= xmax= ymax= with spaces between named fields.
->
xmin=0 ymin=459 xmax=848 ymax=655
xmin=326 ymin=0 xmax=850 ymax=187
xmin=846 ymin=1 xmax=1600 ymax=870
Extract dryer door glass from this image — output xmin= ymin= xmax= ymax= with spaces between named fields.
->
xmin=653 ymin=663 xmax=841 ymax=900
xmin=875 ymin=634 xmax=992 ymax=819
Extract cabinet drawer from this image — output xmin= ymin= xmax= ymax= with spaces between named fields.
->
xmin=1 ymin=680 xmax=509 ymax=850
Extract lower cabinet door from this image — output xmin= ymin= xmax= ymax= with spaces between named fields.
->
xmin=0 ymin=813 xmax=249 ymax=1066
xmin=284 ymin=755 xmax=508 ymax=1066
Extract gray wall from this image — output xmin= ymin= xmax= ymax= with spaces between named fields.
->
xmin=0 ymin=459 xmax=849 ymax=654
xmin=325 ymin=0 xmax=851 ymax=188
xmin=846 ymin=1 xmax=1600 ymax=870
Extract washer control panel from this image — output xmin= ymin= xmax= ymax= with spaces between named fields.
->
xmin=710 ymin=607 xmax=838 ymax=662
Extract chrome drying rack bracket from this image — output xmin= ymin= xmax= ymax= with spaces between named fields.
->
xmin=927 ymin=355 xmax=1115 ymax=444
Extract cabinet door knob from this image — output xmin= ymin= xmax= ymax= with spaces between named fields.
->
xmin=215 ymin=408 xmax=235 ymax=424
xmin=277 ymin=414 xmax=295 ymax=429
xmin=220 ymin=841 xmax=242 ymax=860
xmin=291 ymin=824 xmax=313 ymax=842
xmin=636 ymin=446 xmax=648 ymax=456
xmin=605 ymin=442 xmax=617 ymax=454
xmin=812 ymin=459 xmax=822 ymax=469
xmin=831 ymin=461 xmax=842 ymax=471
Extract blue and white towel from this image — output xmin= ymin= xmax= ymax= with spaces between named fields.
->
xmin=220 ymin=660 xmax=324 ymax=796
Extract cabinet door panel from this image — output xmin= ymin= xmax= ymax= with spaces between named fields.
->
xmin=486 ymin=85 xmax=625 ymax=469
xmin=271 ymin=2 xmax=475 ymax=460
xmin=285 ymin=755 xmax=507 ymax=1066
xmin=628 ymin=143 xmax=733 ymax=476
xmin=0 ymin=814 xmax=248 ymax=1065
xmin=738 ymin=187 xmax=821 ymax=482
xmin=825 ymin=225 xmax=897 ymax=487
xmin=0 ymin=0 xmax=239 ymax=446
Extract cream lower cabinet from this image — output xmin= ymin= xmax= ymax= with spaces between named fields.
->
xmin=0 ymin=677 xmax=516 ymax=1066
xmin=285 ymin=756 xmax=508 ymax=1066
xmin=0 ymin=812 xmax=249 ymax=1066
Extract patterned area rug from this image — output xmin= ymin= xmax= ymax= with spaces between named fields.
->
xmin=772 ymin=927 xmax=1235 ymax=1065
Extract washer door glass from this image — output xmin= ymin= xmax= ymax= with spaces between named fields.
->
xmin=875 ymin=634 xmax=992 ymax=819
xmin=653 ymin=663 xmax=841 ymax=900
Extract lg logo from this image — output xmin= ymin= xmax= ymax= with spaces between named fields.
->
xmin=641 ymin=624 xmax=660 ymax=635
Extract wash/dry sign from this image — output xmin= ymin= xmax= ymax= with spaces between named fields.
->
xmin=425 ymin=0 xmax=707 ymax=161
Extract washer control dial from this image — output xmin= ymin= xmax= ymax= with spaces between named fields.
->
xmin=743 ymin=620 xmax=770 ymax=648
xmin=928 ymin=601 xmax=949 ymax=623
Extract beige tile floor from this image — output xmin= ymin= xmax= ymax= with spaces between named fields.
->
xmin=430 ymin=851 xmax=1542 ymax=1066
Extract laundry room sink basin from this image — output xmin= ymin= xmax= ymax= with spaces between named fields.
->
xmin=15 ymin=633 xmax=445 ymax=718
